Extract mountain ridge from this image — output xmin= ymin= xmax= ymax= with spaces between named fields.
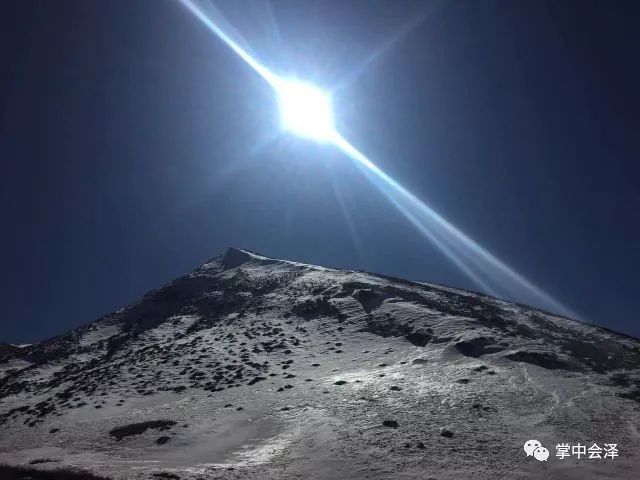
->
xmin=1 ymin=247 xmax=639 ymax=479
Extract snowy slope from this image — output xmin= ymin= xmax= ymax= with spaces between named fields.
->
xmin=0 ymin=248 xmax=639 ymax=479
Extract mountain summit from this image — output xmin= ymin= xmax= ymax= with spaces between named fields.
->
xmin=1 ymin=248 xmax=639 ymax=479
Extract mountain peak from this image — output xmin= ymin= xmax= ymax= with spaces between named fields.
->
xmin=221 ymin=247 xmax=259 ymax=269
xmin=1 ymin=248 xmax=639 ymax=478
xmin=221 ymin=247 xmax=282 ymax=270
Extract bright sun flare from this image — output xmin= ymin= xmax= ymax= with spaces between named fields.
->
xmin=275 ymin=78 xmax=336 ymax=142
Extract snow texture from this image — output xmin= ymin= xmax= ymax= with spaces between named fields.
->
xmin=1 ymin=248 xmax=639 ymax=479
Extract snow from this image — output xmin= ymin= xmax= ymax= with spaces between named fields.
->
xmin=79 ymin=323 xmax=122 ymax=347
xmin=0 ymin=247 xmax=638 ymax=479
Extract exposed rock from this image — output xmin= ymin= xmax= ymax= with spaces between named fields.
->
xmin=454 ymin=337 xmax=503 ymax=357
xmin=109 ymin=420 xmax=176 ymax=441
xmin=1 ymin=248 xmax=639 ymax=479
xmin=440 ymin=428 xmax=454 ymax=438
xmin=155 ymin=436 xmax=171 ymax=445
xmin=504 ymin=350 xmax=576 ymax=371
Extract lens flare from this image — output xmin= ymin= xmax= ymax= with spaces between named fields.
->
xmin=176 ymin=0 xmax=580 ymax=320
xmin=274 ymin=78 xmax=336 ymax=142
xmin=177 ymin=0 xmax=278 ymax=87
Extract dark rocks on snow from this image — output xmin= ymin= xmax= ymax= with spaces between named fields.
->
xmin=454 ymin=337 xmax=503 ymax=358
xmin=155 ymin=436 xmax=171 ymax=445
xmin=247 ymin=376 xmax=266 ymax=385
xmin=406 ymin=329 xmax=432 ymax=347
xmin=618 ymin=387 xmax=640 ymax=404
xmin=109 ymin=420 xmax=177 ymax=441
xmin=29 ymin=458 xmax=59 ymax=465
xmin=351 ymin=288 xmax=386 ymax=313
xmin=504 ymin=351 xmax=575 ymax=371
xmin=4 ymin=247 xmax=639 ymax=476
xmin=440 ymin=427 xmax=454 ymax=438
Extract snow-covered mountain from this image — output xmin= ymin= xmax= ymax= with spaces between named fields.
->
xmin=1 ymin=248 xmax=639 ymax=479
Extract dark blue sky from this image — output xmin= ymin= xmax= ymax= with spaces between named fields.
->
xmin=1 ymin=0 xmax=638 ymax=343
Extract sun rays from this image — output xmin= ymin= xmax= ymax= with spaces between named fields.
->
xmin=175 ymin=0 xmax=579 ymax=320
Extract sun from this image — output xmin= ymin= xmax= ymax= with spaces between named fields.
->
xmin=275 ymin=78 xmax=336 ymax=142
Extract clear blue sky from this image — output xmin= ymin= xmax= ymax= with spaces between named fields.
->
xmin=1 ymin=0 xmax=638 ymax=343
